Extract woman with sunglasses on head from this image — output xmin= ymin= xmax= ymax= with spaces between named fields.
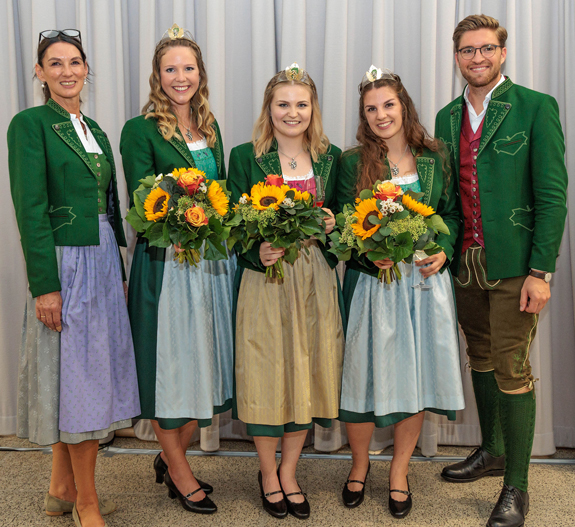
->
xmin=228 ymin=63 xmax=344 ymax=520
xmin=335 ymin=67 xmax=465 ymax=518
xmin=7 ymin=30 xmax=140 ymax=527
xmin=120 ymin=25 xmax=233 ymax=515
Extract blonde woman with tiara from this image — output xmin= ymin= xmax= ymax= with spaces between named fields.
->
xmin=120 ymin=24 xmax=234 ymax=515
xmin=228 ymin=63 xmax=345 ymax=520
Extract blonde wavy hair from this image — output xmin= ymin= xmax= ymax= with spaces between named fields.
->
xmin=142 ymin=38 xmax=216 ymax=147
xmin=252 ymin=72 xmax=329 ymax=162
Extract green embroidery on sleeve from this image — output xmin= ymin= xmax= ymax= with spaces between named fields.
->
xmin=493 ymin=132 xmax=528 ymax=156
xmin=509 ymin=205 xmax=534 ymax=231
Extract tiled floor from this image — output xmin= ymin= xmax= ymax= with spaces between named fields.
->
xmin=1 ymin=436 xmax=574 ymax=526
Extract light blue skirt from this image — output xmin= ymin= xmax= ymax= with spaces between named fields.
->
xmin=341 ymin=261 xmax=465 ymax=419
xmin=154 ymin=246 xmax=236 ymax=420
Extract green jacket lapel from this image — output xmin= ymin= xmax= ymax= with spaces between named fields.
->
xmin=478 ymin=78 xmax=514 ymax=155
xmin=48 ymin=99 xmax=95 ymax=177
xmin=449 ymin=102 xmax=463 ymax=180
xmin=415 ymin=154 xmax=435 ymax=205
xmin=255 ymin=142 xmax=282 ymax=177
xmin=312 ymin=152 xmax=335 ymax=187
xmin=91 ymin=127 xmax=116 ymax=170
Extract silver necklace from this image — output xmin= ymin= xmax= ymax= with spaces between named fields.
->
xmin=278 ymin=147 xmax=304 ymax=170
xmin=182 ymin=124 xmax=194 ymax=142
xmin=387 ymin=144 xmax=409 ymax=177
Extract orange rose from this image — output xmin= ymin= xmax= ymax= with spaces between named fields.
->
xmin=177 ymin=169 xmax=205 ymax=195
xmin=374 ymin=181 xmax=402 ymax=201
xmin=184 ymin=206 xmax=208 ymax=227
xmin=265 ymin=174 xmax=284 ymax=187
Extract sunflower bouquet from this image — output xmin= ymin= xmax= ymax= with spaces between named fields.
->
xmin=329 ymin=181 xmax=450 ymax=283
xmin=126 ymin=167 xmax=232 ymax=266
xmin=228 ymin=174 xmax=327 ymax=280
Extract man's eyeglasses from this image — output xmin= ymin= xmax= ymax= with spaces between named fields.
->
xmin=38 ymin=29 xmax=82 ymax=44
xmin=457 ymin=44 xmax=503 ymax=60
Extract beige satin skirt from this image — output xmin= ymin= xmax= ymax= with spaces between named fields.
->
xmin=235 ymin=241 xmax=344 ymax=426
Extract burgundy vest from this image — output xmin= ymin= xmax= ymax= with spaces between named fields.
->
xmin=460 ymin=108 xmax=485 ymax=253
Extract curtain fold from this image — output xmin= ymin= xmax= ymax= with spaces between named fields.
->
xmin=1 ymin=0 xmax=573 ymax=456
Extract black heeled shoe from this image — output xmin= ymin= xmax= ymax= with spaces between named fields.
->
xmin=278 ymin=466 xmax=310 ymax=520
xmin=164 ymin=471 xmax=217 ymax=514
xmin=258 ymin=471 xmax=288 ymax=519
xmin=153 ymin=452 xmax=213 ymax=494
xmin=389 ymin=475 xmax=412 ymax=519
xmin=342 ymin=462 xmax=370 ymax=508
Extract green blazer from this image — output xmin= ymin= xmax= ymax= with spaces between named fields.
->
xmin=228 ymin=140 xmax=341 ymax=272
xmin=435 ymin=77 xmax=568 ymax=279
xmin=8 ymin=98 xmax=127 ymax=298
xmin=336 ymin=147 xmax=460 ymax=277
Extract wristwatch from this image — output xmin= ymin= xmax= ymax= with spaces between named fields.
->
xmin=529 ymin=269 xmax=552 ymax=283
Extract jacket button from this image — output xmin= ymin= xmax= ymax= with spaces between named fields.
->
xmin=429 ymin=159 xmax=434 ymax=164
xmin=257 ymin=157 xmax=263 ymax=163
xmin=96 ymin=163 xmax=101 ymax=167
xmin=94 ymin=154 xmax=98 ymax=159
xmin=98 ymin=198 xmax=101 ymax=203
xmin=450 ymin=109 xmax=454 ymax=115
xmin=54 ymin=124 xmax=60 ymax=131
xmin=505 ymin=104 xmax=511 ymax=110
xmin=327 ymin=156 xmax=333 ymax=161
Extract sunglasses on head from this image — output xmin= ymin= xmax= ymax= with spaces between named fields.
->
xmin=38 ymin=29 xmax=82 ymax=43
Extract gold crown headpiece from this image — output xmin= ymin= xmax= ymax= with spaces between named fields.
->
xmin=359 ymin=65 xmax=400 ymax=92
xmin=160 ymin=23 xmax=195 ymax=43
xmin=272 ymin=63 xmax=315 ymax=91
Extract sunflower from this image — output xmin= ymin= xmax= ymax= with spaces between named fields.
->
xmin=144 ymin=187 xmax=170 ymax=221
xmin=171 ymin=167 xmax=205 ymax=180
xmin=207 ymin=181 xmax=229 ymax=216
xmin=402 ymin=194 xmax=435 ymax=217
xmin=352 ymin=198 xmax=383 ymax=240
xmin=291 ymin=188 xmax=311 ymax=201
xmin=251 ymin=182 xmax=287 ymax=210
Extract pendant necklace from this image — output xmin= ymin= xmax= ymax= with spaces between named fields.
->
xmin=278 ymin=147 xmax=304 ymax=170
xmin=179 ymin=117 xmax=194 ymax=142
xmin=387 ymin=144 xmax=409 ymax=177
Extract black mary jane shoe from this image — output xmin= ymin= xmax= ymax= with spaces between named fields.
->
xmin=164 ymin=471 xmax=217 ymax=514
xmin=388 ymin=476 xmax=413 ymax=519
xmin=486 ymin=484 xmax=529 ymax=527
xmin=278 ymin=467 xmax=310 ymax=520
xmin=258 ymin=471 xmax=288 ymax=519
xmin=342 ymin=462 xmax=370 ymax=508
xmin=154 ymin=452 xmax=213 ymax=494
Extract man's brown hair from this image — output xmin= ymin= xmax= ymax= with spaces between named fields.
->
xmin=453 ymin=14 xmax=508 ymax=54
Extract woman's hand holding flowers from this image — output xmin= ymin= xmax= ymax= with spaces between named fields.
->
xmin=415 ymin=251 xmax=446 ymax=278
xmin=260 ymin=242 xmax=285 ymax=267
xmin=322 ymin=208 xmax=335 ymax=234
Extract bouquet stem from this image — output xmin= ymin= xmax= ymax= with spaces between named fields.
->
xmin=174 ymin=248 xmax=201 ymax=267
xmin=265 ymin=259 xmax=285 ymax=281
xmin=378 ymin=263 xmax=402 ymax=284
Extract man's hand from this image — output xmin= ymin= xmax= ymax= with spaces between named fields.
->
xmin=520 ymin=275 xmax=551 ymax=314
xmin=415 ymin=251 xmax=447 ymax=278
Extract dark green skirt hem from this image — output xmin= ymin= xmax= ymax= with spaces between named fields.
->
xmin=246 ymin=418 xmax=333 ymax=438
xmin=140 ymin=399 xmax=233 ymax=431
xmin=338 ymin=408 xmax=456 ymax=428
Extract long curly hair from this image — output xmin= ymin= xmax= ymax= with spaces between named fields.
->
xmin=142 ymin=38 xmax=215 ymax=147
xmin=353 ymin=77 xmax=448 ymax=196
xmin=252 ymin=73 xmax=329 ymax=162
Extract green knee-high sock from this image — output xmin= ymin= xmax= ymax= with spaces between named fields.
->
xmin=499 ymin=390 xmax=536 ymax=492
xmin=471 ymin=370 xmax=505 ymax=457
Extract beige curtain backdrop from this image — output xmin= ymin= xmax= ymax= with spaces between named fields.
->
xmin=1 ymin=0 xmax=573 ymax=456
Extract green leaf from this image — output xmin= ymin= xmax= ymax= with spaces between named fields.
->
xmin=392 ymin=209 xmax=410 ymax=220
xmin=214 ymin=179 xmax=228 ymax=193
xmin=204 ymin=237 xmax=228 ymax=260
xmin=125 ymin=207 xmax=145 ymax=232
xmin=135 ymin=186 xmax=152 ymax=206
xmin=139 ymin=174 xmax=157 ymax=188
xmin=145 ymin=222 xmax=170 ymax=248
xmin=379 ymin=226 xmax=391 ymax=236
xmin=371 ymin=231 xmax=384 ymax=242
xmin=428 ymin=214 xmax=450 ymax=235
xmin=359 ymin=189 xmax=373 ymax=200
xmin=404 ymin=189 xmax=424 ymax=201
xmin=395 ymin=231 xmax=413 ymax=248
xmin=283 ymin=245 xmax=299 ymax=264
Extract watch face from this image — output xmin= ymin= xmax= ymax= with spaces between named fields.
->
xmin=545 ymin=273 xmax=552 ymax=283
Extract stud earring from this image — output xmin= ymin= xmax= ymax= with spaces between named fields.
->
xmin=41 ymin=82 xmax=45 ymax=88
xmin=84 ymin=78 xmax=87 ymax=85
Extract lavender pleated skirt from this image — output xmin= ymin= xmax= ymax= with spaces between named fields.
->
xmin=17 ymin=215 xmax=140 ymax=445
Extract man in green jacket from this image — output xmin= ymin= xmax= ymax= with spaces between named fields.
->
xmin=435 ymin=14 xmax=568 ymax=527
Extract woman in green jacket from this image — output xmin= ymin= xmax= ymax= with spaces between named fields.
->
xmin=228 ymin=64 xmax=344 ymax=520
xmin=120 ymin=26 xmax=232 ymax=515
xmin=8 ymin=31 xmax=140 ymax=527
xmin=336 ymin=67 xmax=464 ymax=519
